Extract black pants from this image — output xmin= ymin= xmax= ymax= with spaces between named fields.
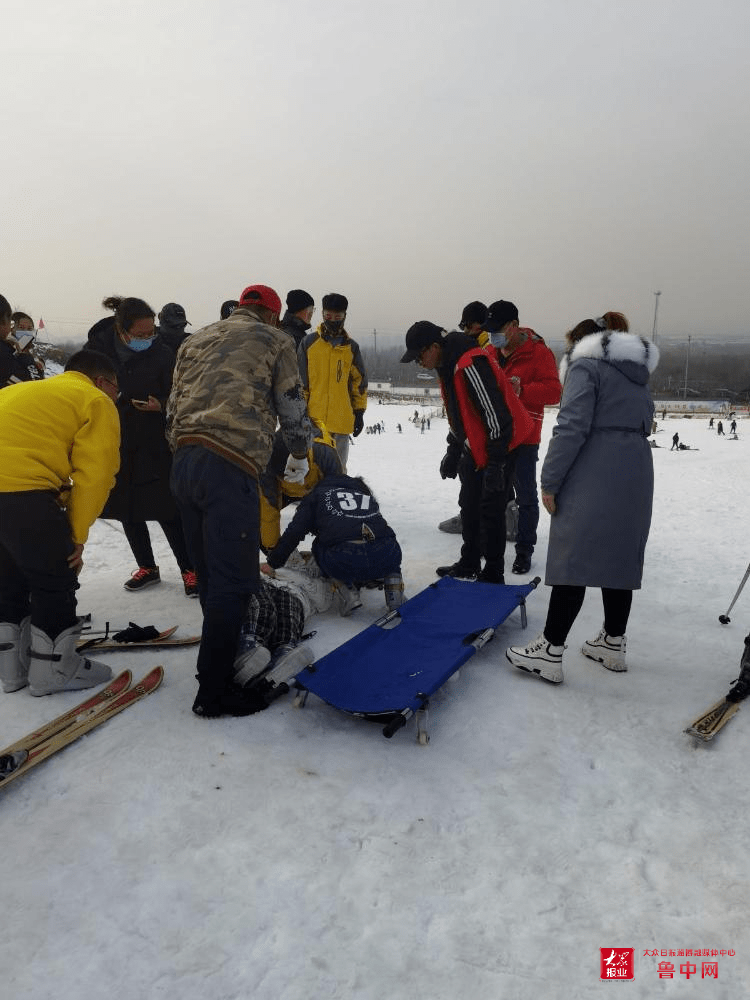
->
xmin=122 ymin=518 xmax=192 ymax=573
xmin=458 ymin=450 xmax=517 ymax=571
xmin=0 ymin=491 xmax=79 ymax=640
xmin=544 ymin=585 xmax=633 ymax=646
xmin=171 ymin=446 xmax=260 ymax=696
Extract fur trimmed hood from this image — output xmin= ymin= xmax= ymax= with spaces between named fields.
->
xmin=559 ymin=331 xmax=659 ymax=386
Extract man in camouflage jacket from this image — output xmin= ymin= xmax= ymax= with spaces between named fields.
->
xmin=167 ymin=284 xmax=313 ymax=718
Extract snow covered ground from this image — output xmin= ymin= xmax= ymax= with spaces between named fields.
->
xmin=2 ymin=403 xmax=749 ymax=1000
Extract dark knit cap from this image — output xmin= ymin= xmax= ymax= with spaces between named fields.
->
xmin=220 ymin=300 xmax=239 ymax=320
xmin=286 ymin=289 xmax=315 ymax=312
xmin=400 ymin=321 xmax=445 ymax=363
xmin=322 ymin=293 xmax=348 ymax=312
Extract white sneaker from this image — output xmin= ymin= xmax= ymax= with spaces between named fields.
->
xmin=506 ymin=632 xmax=564 ymax=684
xmin=582 ymin=628 xmax=627 ymax=672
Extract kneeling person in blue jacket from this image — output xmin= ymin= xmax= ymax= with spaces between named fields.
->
xmin=262 ymin=474 xmax=404 ymax=615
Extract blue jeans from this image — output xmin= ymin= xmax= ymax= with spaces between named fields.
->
xmin=314 ymin=536 xmax=402 ymax=587
xmin=513 ymin=443 xmax=539 ymax=556
xmin=171 ymin=446 xmax=260 ymax=695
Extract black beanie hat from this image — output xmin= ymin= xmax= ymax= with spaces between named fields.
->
xmin=322 ymin=292 xmax=348 ymax=312
xmin=286 ymin=289 xmax=314 ymax=313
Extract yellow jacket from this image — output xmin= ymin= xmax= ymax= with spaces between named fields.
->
xmin=0 ymin=371 xmax=120 ymax=543
xmin=297 ymin=326 xmax=367 ymax=435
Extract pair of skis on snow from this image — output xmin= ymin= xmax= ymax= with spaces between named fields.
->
xmin=0 ymin=667 xmax=163 ymax=788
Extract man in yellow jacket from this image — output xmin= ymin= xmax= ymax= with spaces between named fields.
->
xmin=297 ymin=293 xmax=367 ymax=472
xmin=0 ymin=350 xmax=121 ymax=696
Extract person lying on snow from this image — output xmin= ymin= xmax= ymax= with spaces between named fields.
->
xmin=232 ymin=568 xmax=337 ymax=700
xmin=261 ymin=473 xmax=404 ymax=617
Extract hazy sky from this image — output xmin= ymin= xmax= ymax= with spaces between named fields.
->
xmin=4 ymin=0 xmax=749 ymax=347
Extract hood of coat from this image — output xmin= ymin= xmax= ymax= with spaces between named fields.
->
xmin=559 ymin=331 xmax=659 ymax=386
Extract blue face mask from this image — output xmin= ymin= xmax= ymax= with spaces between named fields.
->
xmin=126 ymin=336 xmax=154 ymax=352
xmin=489 ymin=330 xmax=505 ymax=348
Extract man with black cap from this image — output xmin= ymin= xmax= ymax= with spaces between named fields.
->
xmin=167 ymin=284 xmax=313 ymax=718
xmin=438 ymin=301 xmax=490 ymax=533
xmin=281 ymin=289 xmax=315 ymax=349
xmin=297 ymin=293 xmax=367 ymax=472
xmin=401 ymin=321 xmax=534 ymax=583
xmin=484 ymin=300 xmax=561 ymax=575
xmin=157 ymin=303 xmax=191 ymax=353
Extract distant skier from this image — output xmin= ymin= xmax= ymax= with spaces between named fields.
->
xmin=671 ymin=432 xmax=679 ymax=450
xmin=717 ymin=420 xmax=725 ymax=436
xmin=731 ymin=419 xmax=737 ymax=433
xmin=709 ymin=417 xmax=714 ymax=428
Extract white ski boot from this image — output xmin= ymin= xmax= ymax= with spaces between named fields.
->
xmin=233 ymin=624 xmax=272 ymax=688
xmin=334 ymin=582 xmax=362 ymax=617
xmin=506 ymin=632 xmax=564 ymax=684
xmin=582 ymin=628 xmax=627 ymax=672
xmin=264 ymin=642 xmax=314 ymax=689
xmin=0 ymin=617 xmax=31 ymax=693
xmin=28 ymin=623 xmax=112 ymax=696
xmin=383 ymin=572 xmax=405 ymax=611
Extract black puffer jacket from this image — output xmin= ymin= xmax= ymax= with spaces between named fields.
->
xmin=0 ymin=339 xmax=44 ymax=388
xmin=86 ymin=317 xmax=178 ymax=522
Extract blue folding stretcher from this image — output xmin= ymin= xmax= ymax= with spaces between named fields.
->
xmin=291 ymin=576 xmax=540 ymax=743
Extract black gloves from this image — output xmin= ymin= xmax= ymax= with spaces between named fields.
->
xmin=352 ymin=411 xmax=365 ymax=437
xmin=440 ymin=449 xmax=460 ymax=480
xmin=483 ymin=461 xmax=505 ymax=493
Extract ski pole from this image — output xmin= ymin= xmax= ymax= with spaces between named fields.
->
xmin=719 ymin=562 xmax=750 ymax=624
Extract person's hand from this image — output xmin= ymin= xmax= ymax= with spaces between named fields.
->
xmin=132 ymin=395 xmax=161 ymax=411
xmin=284 ymin=455 xmax=309 ymax=484
xmin=509 ymin=375 xmax=521 ymax=397
xmin=542 ymin=491 xmax=556 ymax=515
xmin=260 ymin=562 xmax=276 ymax=578
xmin=352 ymin=411 xmax=365 ymax=437
xmin=67 ymin=543 xmax=84 ymax=575
xmin=483 ymin=461 xmax=505 ymax=493
xmin=440 ymin=449 xmax=459 ymax=480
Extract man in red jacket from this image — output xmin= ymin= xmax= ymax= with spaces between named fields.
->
xmin=402 ymin=321 xmax=533 ymax=584
xmin=485 ymin=301 xmax=561 ymax=575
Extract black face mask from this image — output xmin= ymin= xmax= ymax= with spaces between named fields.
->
xmin=325 ymin=319 xmax=345 ymax=333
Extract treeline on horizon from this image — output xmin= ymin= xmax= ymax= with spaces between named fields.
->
xmin=35 ymin=336 xmax=750 ymax=401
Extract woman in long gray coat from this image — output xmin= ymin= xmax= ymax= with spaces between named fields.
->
xmin=506 ymin=312 xmax=659 ymax=683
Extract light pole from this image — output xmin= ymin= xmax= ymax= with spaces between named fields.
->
xmin=683 ymin=335 xmax=691 ymax=400
xmin=652 ymin=291 xmax=661 ymax=344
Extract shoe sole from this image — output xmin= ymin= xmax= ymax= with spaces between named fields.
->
xmin=506 ymin=650 xmax=563 ymax=684
xmin=124 ymin=578 xmax=161 ymax=591
xmin=436 ymin=570 xmax=479 ymax=580
xmin=581 ymin=646 xmax=627 ymax=672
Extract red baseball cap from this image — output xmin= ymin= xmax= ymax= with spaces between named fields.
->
xmin=238 ymin=284 xmax=282 ymax=316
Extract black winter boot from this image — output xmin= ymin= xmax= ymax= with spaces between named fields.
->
xmin=477 ymin=564 xmax=505 ymax=584
xmin=727 ymin=634 xmax=750 ymax=703
xmin=436 ymin=561 xmax=479 ymax=580
xmin=192 ymin=680 xmax=269 ymax=718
